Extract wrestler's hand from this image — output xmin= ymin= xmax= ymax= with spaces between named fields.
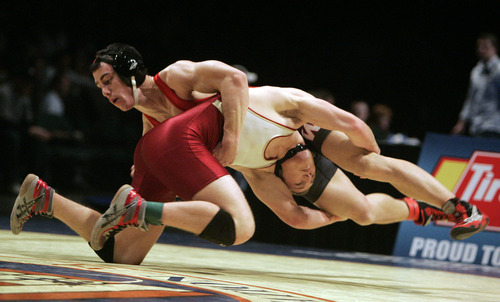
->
xmin=130 ymin=165 xmax=135 ymax=178
xmin=213 ymin=138 xmax=238 ymax=167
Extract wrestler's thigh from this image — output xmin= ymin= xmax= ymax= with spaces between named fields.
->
xmin=192 ymin=175 xmax=252 ymax=219
xmin=313 ymin=169 xmax=369 ymax=219
xmin=321 ymin=131 xmax=369 ymax=170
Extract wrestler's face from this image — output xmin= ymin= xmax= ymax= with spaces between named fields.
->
xmin=93 ymin=62 xmax=135 ymax=111
xmin=280 ymin=150 xmax=316 ymax=194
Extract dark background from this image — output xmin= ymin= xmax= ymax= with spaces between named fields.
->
xmin=4 ymin=1 xmax=500 ymax=139
xmin=2 ymin=1 xmax=499 ymax=254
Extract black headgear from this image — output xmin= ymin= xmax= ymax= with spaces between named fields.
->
xmin=92 ymin=43 xmax=147 ymax=87
xmin=274 ymin=144 xmax=309 ymax=178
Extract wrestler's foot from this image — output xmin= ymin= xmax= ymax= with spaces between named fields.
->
xmin=90 ymin=185 xmax=148 ymax=250
xmin=11 ymin=174 xmax=54 ymax=235
xmin=442 ymin=198 xmax=489 ymax=240
xmin=404 ymin=197 xmax=455 ymax=226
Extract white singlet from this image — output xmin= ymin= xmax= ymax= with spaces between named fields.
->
xmin=213 ymin=100 xmax=296 ymax=169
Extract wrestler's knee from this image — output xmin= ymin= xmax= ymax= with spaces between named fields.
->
xmin=349 ymin=199 xmax=376 ymax=226
xmin=351 ymin=153 xmax=390 ymax=179
xmin=233 ymin=215 xmax=255 ymax=245
xmin=199 ymin=208 xmax=255 ymax=246
xmin=91 ymin=237 xmax=145 ymax=265
xmin=113 ymin=248 xmax=147 ymax=265
xmin=91 ymin=237 xmax=116 ymax=263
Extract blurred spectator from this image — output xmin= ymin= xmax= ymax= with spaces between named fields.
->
xmin=368 ymin=104 xmax=393 ymax=141
xmin=29 ymin=71 xmax=87 ymax=186
xmin=368 ymin=103 xmax=420 ymax=146
xmin=29 ymin=55 xmax=57 ymax=109
xmin=350 ymin=99 xmax=370 ymax=122
xmin=452 ymin=32 xmax=500 ymax=138
xmin=0 ymin=70 xmax=35 ymax=193
xmin=0 ymin=29 xmax=142 ymax=192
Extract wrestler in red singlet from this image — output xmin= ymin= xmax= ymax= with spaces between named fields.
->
xmin=131 ymin=75 xmax=229 ymax=202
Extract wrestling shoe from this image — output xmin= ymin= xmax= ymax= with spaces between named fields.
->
xmin=90 ymin=185 xmax=149 ymax=250
xmin=442 ymin=198 xmax=489 ymax=240
xmin=404 ymin=197 xmax=456 ymax=226
xmin=10 ymin=174 xmax=54 ymax=235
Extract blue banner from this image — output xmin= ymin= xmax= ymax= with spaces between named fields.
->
xmin=393 ymin=133 xmax=500 ymax=267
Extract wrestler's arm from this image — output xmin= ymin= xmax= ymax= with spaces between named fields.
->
xmin=300 ymin=126 xmax=372 ymax=176
xmin=165 ymin=60 xmax=249 ymax=166
xmin=242 ymin=170 xmax=341 ymax=229
xmin=283 ymin=89 xmax=380 ymax=154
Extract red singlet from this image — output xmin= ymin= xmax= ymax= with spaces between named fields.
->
xmin=132 ymin=74 xmax=228 ymax=201
xmin=132 ymin=97 xmax=228 ymax=201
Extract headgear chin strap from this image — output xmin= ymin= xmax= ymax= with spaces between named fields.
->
xmin=131 ymin=76 xmax=139 ymax=107
xmin=274 ymin=144 xmax=308 ymax=178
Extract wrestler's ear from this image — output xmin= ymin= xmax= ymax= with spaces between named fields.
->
xmin=112 ymin=49 xmax=147 ymax=87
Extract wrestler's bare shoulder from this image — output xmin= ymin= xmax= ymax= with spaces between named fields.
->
xmin=249 ymin=86 xmax=309 ymax=112
xmin=250 ymin=86 xmax=309 ymax=102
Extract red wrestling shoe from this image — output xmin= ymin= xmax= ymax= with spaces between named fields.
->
xmin=10 ymin=174 xmax=54 ymax=235
xmin=404 ymin=197 xmax=455 ymax=226
xmin=442 ymin=198 xmax=489 ymax=240
xmin=90 ymin=185 xmax=149 ymax=250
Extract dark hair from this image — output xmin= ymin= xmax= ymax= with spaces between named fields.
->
xmin=90 ymin=43 xmax=148 ymax=87
xmin=478 ymin=33 xmax=498 ymax=49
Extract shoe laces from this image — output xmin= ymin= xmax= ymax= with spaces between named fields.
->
xmin=420 ymin=203 xmax=455 ymax=223
xmin=32 ymin=180 xmax=53 ymax=215
xmin=106 ymin=224 xmax=131 ymax=238
xmin=453 ymin=201 xmax=472 ymax=224
xmin=125 ymin=191 xmax=148 ymax=230
xmin=431 ymin=210 xmax=454 ymax=222
xmin=105 ymin=215 xmax=142 ymax=240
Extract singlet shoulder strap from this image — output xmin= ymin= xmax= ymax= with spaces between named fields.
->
xmin=143 ymin=113 xmax=160 ymax=127
xmin=153 ymin=73 xmax=206 ymax=111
